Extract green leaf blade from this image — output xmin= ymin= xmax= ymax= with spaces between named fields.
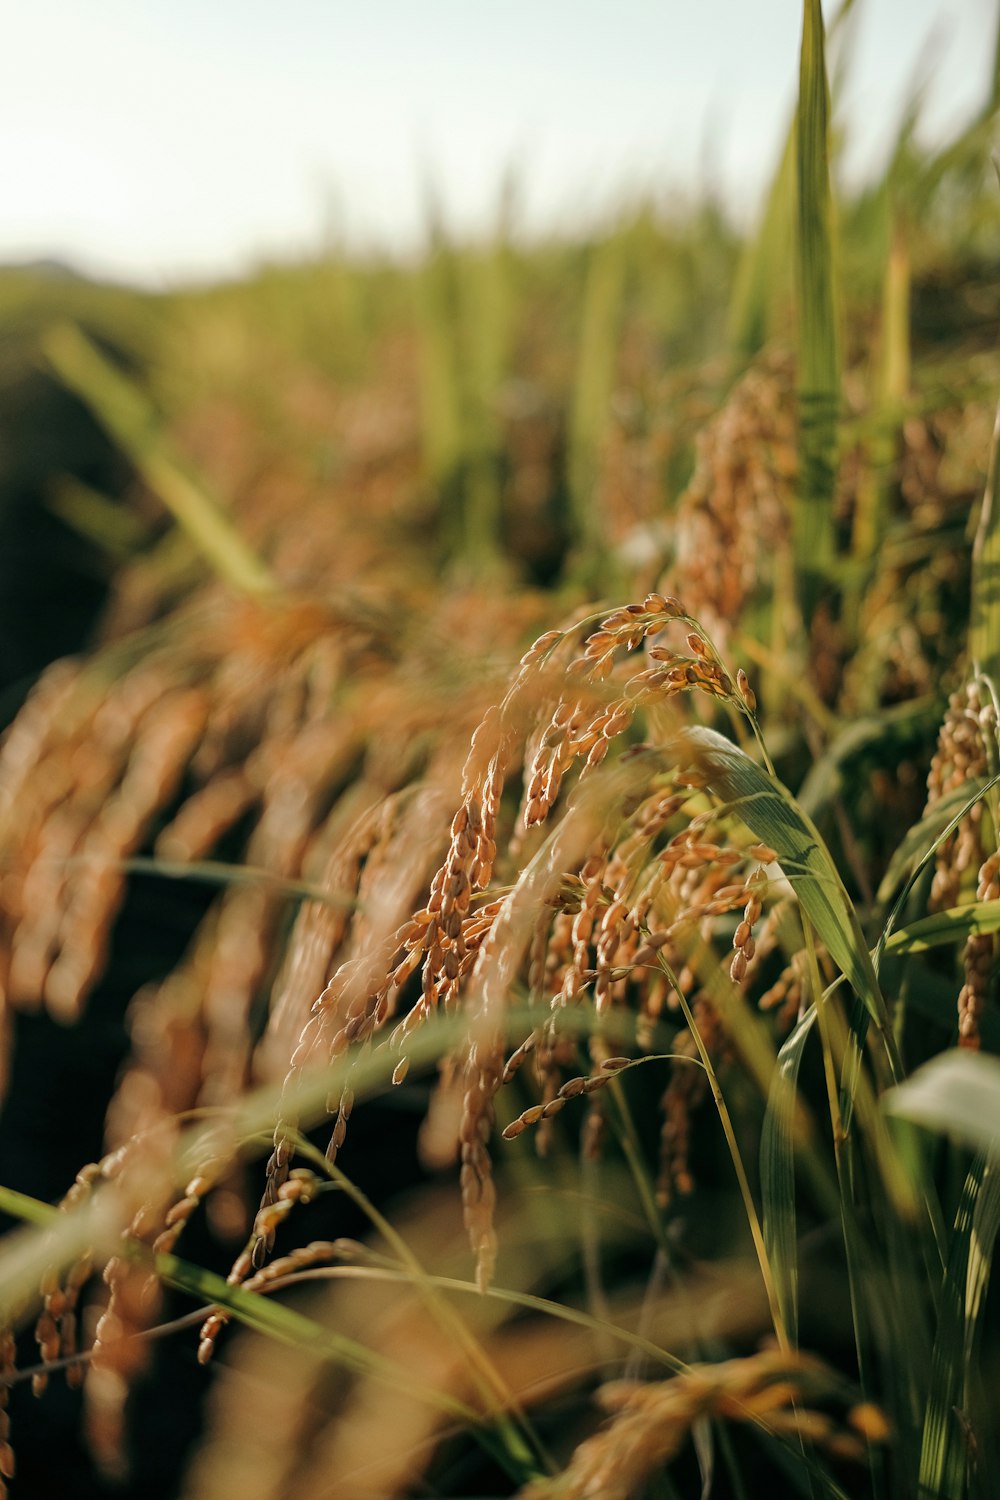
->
xmin=884 ymin=899 xmax=1000 ymax=957
xmin=796 ymin=0 xmax=840 ymax=615
xmin=760 ymin=1005 xmax=820 ymax=1348
xmin=682 ymin=726 xmax=885 ymax=1029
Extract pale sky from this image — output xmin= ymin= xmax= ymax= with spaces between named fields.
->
xmin=1 ymin=1 xmax=994 ymax=287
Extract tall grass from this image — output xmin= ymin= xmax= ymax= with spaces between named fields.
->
xmin=794 ymin=0 xmax=840 ymax=625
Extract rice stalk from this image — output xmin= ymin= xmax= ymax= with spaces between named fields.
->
xmin=43 ymin=324 xmax=277 ymax=597
xmin=795 ymin=0 xmax=841 ymax=621
xmin=567 ymin=228 xmax=629 ymax=584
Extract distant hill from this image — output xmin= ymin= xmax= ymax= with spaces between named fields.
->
xmin=0 ymin=256 xmax=89 ymax=282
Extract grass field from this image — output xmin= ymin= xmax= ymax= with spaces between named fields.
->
xmin=0 ymin=5 xmax=999 ymax=1497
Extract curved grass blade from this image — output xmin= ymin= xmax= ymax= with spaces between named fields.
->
xmin=157 ymin=1252 xmax=541 ymax=1485
xmin=874 ymin=770 xmax=1000 ymax=969
xmin=0 ymin=1003 xmax=639 ymax=1320
xmin=875 ymin=772 xmax=1000 ymax=1097
xmin=299 ymin=1148 xmax=550 ymax=1476
xmin=224 ymin=1262 xmax=868 ymax=1500
xmin=683 ymin=726 xmax=922 ymax=1252
xmin=797 ymin=698 xmax=934 ymax=821
xmin=0 ymin=1186 xmax=58 ymax=1231
xmin=0 ymin=1183 xmax=541 ymax=1483
xmin=877 ymin=778 xmax=993 ymax=907
xmin=0 ymin=1186 xmax=122 ymax=1326
xmin=293 ymin=1265 xmax=695 ymax=1378
xmin=48 ymin=474 xmax=153 ymax=559
xmin=44 ymin=324 xmax=277 ymax=597
xmin=681 ymin=727 xmax=888 ymax=1037
xmin=884 ymin=900 xmax=1000 ymax=956
xmin=54 ymin=854 xmax=361 ymax=909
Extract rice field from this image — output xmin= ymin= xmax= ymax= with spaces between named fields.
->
xmin=0 ymin=4 xmax=999 ymax=1497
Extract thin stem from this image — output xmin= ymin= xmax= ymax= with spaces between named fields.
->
xmin=292 ymin=1136 xmax=552 ymax=1479
xmin=802 ymin=923 xmax=883 ymax=1500
xmin=578 ymin=1146 xmax=616 ymax=1369
xmin=607 ymin=1082 xmax=674 ymax=1262
xmin=608 ymin=1080 xmax=762 ymax=1500
xmin=661 ymin=960 xmax=791 ymax=1354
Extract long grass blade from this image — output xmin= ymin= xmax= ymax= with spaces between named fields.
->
xmin=971 ymin=399 xmax=1000 ymax=710
xmin=916 ymin=1155 xmax=1000 ymax=1499
xmin=963 ymin=1161 xmax=1000 ymax=1489
xmin=157 ymin=1252 xmax=542 ymax=1485
xmin=884 ymin=900 xmax=1000 ymax=956
xmin=683 ymin=727 xmax=889 ymax=1039
xmin=760 ymin=1005 xmax=819 ymax=1345
xmin=795 ymin=0 xmax=840 ymax=617
xmin=728 ymin=0 xmax=856 ymax=362
xmin=877 ymin=779 xmax=993 ymax=906
xmin=847 ymin=208 xmax=911 ymax=624
xmin=568 ymin=227 xmax=629 ymax=582
xmin=43 ymin=324 xmax=277 ymax=597
xmin=48 ymin=475 xmax=153 ymax=559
